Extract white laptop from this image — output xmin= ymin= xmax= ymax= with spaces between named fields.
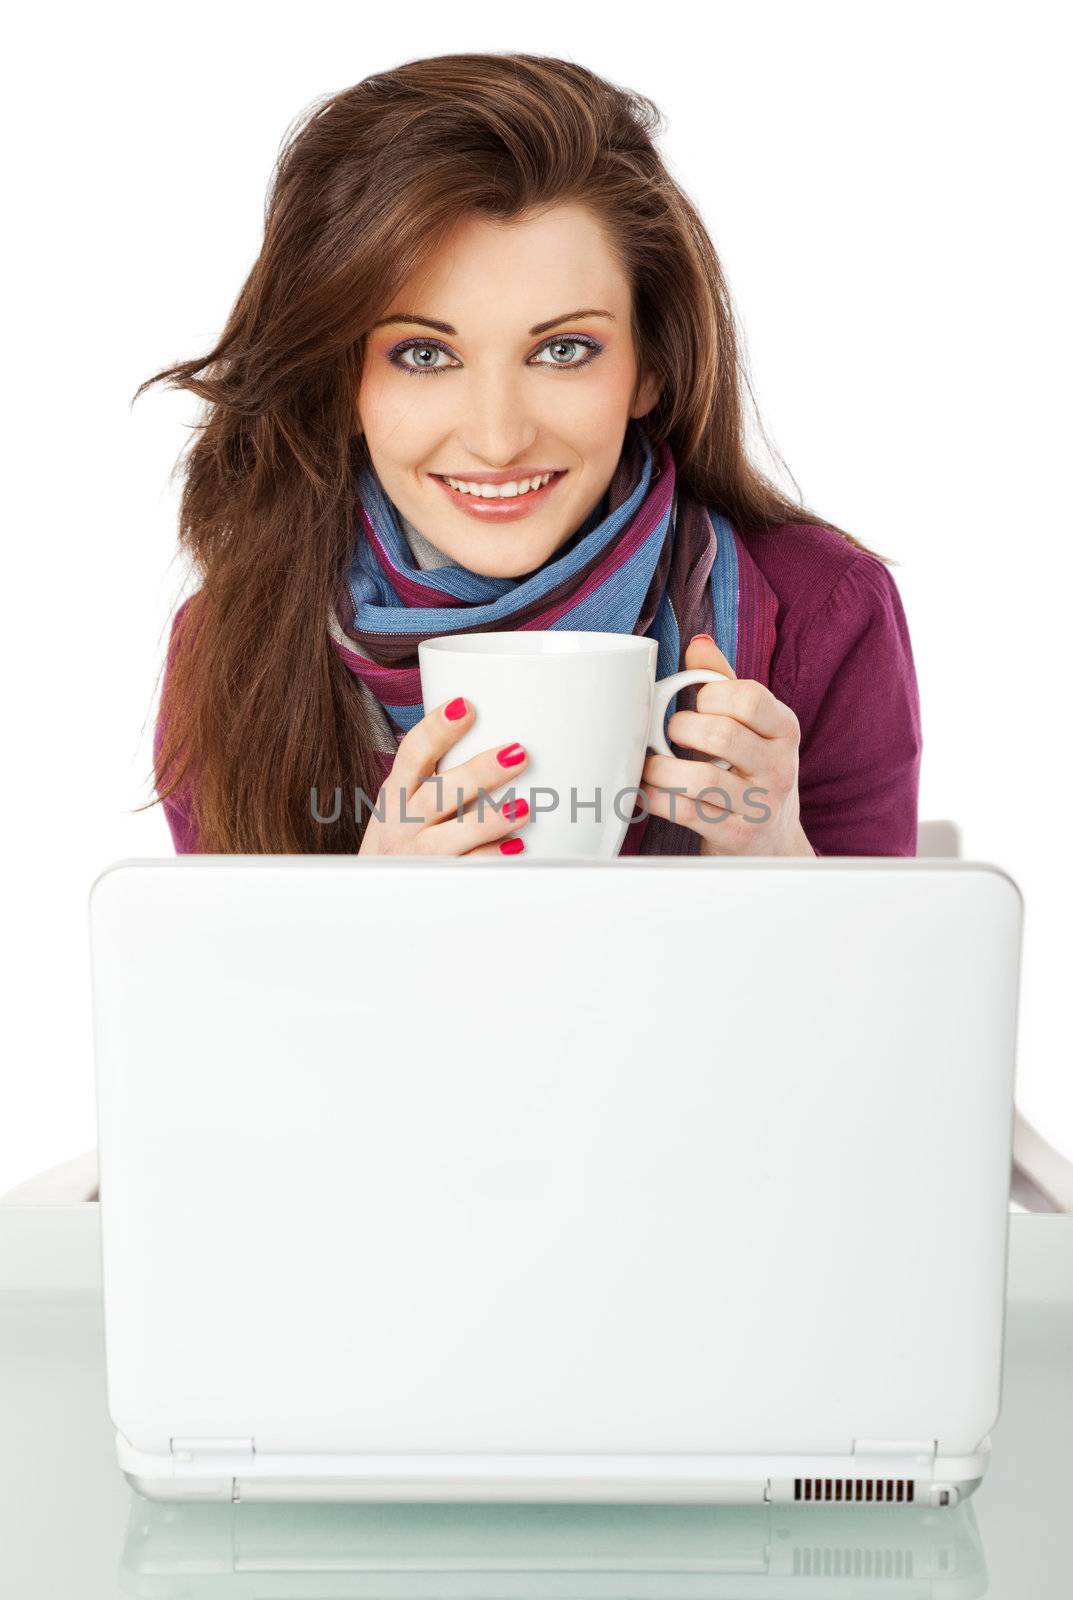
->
xmin=87 ymin=856 xmax=1022 ymax=1510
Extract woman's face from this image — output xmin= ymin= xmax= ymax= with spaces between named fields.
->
xmin=356 ymin=202 xmax=661 ymax=578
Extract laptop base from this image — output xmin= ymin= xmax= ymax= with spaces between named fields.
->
xmin=119 ymin=1435 xmax=989 ymax=1508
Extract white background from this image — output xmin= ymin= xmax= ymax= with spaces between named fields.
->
xmin=2 ymin=0 xmax=1069 ymax=1191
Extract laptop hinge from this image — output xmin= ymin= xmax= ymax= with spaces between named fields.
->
xmin=170 ymin=1436 xmax=255 ymax=1469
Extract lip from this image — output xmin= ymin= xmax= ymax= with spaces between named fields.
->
xmin=431 ymin=469 xmax=568 ymax=521
xmin=434 ymin=467 xmax=565 ymax=485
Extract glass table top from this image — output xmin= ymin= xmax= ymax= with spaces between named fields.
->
xmin=1 ymin=1207 xmax=1070 ymax=1597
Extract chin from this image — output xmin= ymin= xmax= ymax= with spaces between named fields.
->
xmin=478 ymin=549 xmax=552 ymax=580
xmin=451 ymin=527 xmax=557 ymax=567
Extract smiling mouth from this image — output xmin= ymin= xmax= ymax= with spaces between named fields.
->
xmin=434 ymin=469 xmax=567 ymax=502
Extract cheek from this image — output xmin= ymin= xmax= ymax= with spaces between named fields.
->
xmin=539 ymin=407 xmax=613 ymax=469
xmin=357 ymin=370 xmax=439 ymax=454
xmin=354 ymin=370 xmax=378 ymax=436
xmin=554 ymin=353 xmax=640 ymax=438
xmin=357 ymin=363 xmax=398 ymax=426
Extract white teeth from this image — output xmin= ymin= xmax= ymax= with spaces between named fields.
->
xmin=442 ymin=471 xmax=556 ymax=499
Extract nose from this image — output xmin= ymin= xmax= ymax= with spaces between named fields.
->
xmin=453 ymin=368 xmax=538 ymax=467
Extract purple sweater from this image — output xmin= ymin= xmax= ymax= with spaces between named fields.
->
xmin=155 ymin=522 xmax=922 ymax=857
xmin=743 ymin=523 xmax=922 ymax=856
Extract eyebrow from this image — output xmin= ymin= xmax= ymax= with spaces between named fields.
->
xmin=369 ymin=308 xmax=616 ymax=337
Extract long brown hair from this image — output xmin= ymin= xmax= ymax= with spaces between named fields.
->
xmin=135 ymin=51 xmax=889 ymax=855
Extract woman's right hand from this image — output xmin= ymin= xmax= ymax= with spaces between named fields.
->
xmin=358 ymin=697 xmax=532 ymax=858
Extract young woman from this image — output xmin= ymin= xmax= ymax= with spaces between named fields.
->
xmin=141 ymin=52 xmax=921 ymax=859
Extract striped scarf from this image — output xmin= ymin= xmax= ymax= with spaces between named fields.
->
xmin=328 ymin=419 xmax=777 ymax=854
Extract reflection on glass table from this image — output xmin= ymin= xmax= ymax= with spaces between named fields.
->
xmin=119 ymin=1497 xmax=988 ymax=1598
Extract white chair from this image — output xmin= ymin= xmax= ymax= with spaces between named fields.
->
xmin=4 ymin=823 xmax=1071 ymax=1211
xmin=912 ymin=820 xmax=1073 ymax=1211
xmin=2 ymin=1148 xmax=99 ymax=1204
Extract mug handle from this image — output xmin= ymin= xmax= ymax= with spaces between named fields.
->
xmin=646 ymin=669 xmax=732 ymax=767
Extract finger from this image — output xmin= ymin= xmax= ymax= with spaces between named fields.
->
xmin=665 ymin=709 xmax=768 ymax=775
xmin=413 ymin=739 xmax=530 ymax=826
xmin=692 ymin=677 xmax=797 ymax=740
xmin=640 ymin=777 xmax=734 ymax=832
xmin=392 ymin=695 xmax=530 ymax=818
xmin=420 ymin=791 xmax=532 ymax=856
xmin=684 ymin=634 xmax=737 ymax=679
xmin=468 ymin=834 xmax=529 ymax=858
xmin=643 ymin=751 xmax=746 ymax=810
xmin=390 ymin=696 xmax=477 ymax=800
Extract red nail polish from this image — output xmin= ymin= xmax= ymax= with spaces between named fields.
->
xmin=444 ymin=697 xmax=467 ymax=721
xmin=501 ymin=798 xmax=528 ymax=820
xmin=499 ymin=837 xmax=525 ymax=855
xmin=497 ymin=742 xmax=526 ymax=767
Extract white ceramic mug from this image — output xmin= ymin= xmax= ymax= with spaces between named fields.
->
xmin=418 ymin=630 xmax=730 ymax=859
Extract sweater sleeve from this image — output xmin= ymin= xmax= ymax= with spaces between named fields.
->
xmin=154 ymin=598 xmax=201 ymax=854
xmin=789 ymin=554 xmax=922 ymax=857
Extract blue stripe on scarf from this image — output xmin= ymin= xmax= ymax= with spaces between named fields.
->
xmin=348 ymin=432 xmax=659 ymax=633
xmin=379 ymin=507 xmax=669 ymax=734
xmin=380 ymin=515 xmax=740 ymax=736
xmin=636 ymin=509 xmax=739 ymax=743
xmin=353 ymin=427 xmax=741 ymax=737
xmin=709 ymin=510 xmax=739 ymax=666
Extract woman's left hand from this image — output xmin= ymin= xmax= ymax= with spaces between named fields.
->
xmin=639 ymin=634 xmax=815 ymax=857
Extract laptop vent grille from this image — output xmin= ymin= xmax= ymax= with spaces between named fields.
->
xmin=793 ymin=1477 xmax=915 ymax=1504
xmin=792 ymin=1546 xmax=914 ymax=1578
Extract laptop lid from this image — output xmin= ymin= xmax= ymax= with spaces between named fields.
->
xmin=88 ymin=858 xmax=1021 ymax=1490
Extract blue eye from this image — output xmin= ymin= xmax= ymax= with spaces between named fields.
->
xmin=387 ymin=334 xmax=603 ymax=377
xmin=530 ymin=336 xmax=601 ymax=370
xmin=390 ymin=340 xmax=457 ymax=376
